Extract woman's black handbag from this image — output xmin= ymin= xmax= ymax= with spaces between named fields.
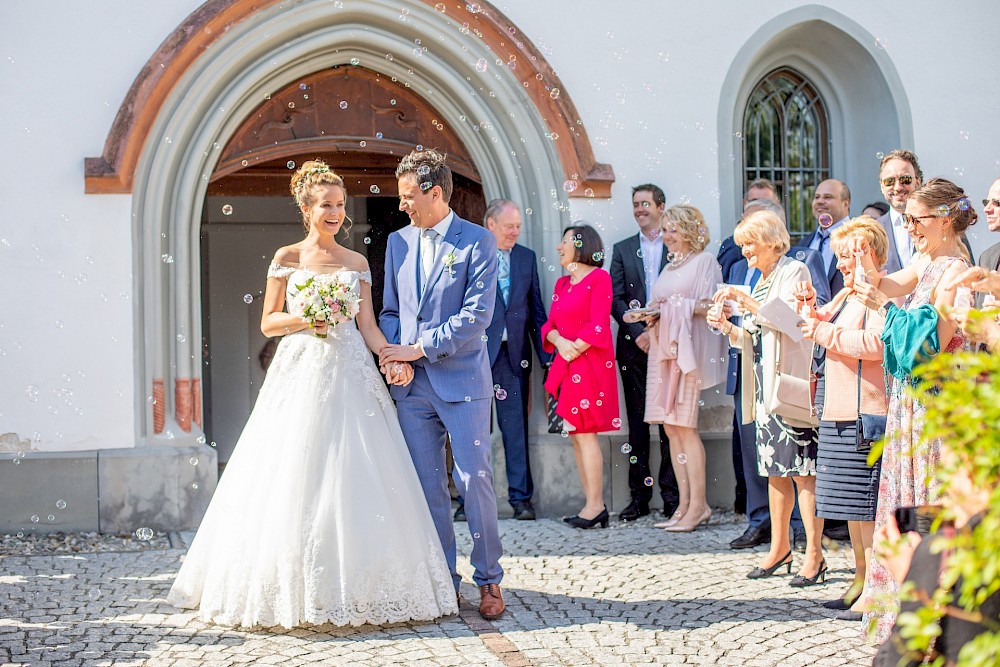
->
xmin=543 ymin=369 xmax=564 ymax=433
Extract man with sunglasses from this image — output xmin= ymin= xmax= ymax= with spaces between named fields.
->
xmin=877 ymin=150 xmax=923 ymax=273
xmin=978 ymin=177 xmax=1000 ymax=276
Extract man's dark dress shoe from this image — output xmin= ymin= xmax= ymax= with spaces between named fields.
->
xmin=618 ymin=500 xmax=649 ymax=523
xmin=454 ymin=504 xmax=466 ymax=522
xmin=729 ymin=524 xmax=771 ymax=549
xmin=793 ymin=529 xmax=807 ymax=553
xmin=479 ymin=584 xmax=505 ymax=620
xmin=512 ymin=502 xmax=536 ymax=520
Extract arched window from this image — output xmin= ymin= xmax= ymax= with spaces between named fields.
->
xmin=743 ymin=67 xmax=830 ymax=244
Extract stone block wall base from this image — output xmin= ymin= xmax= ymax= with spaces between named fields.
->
xmin=0 ymin=444 xmax=218 ymax=535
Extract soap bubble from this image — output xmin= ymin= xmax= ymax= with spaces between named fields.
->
xmin=176 ymin=334 xmax=186 ymax=343
xmin=580 ymin=399 xmax=590 ymax=409
xmin=222 ymin=204 xmax=233 ymax=216
xmin=339 ymin=101 xmax=348 ymax=110
xmin=936 ymin=204 xmax=950 ymax=217
xmin=875 ymin=36 xmax=888 ymax=50
xmin=643 ymin=476 xmax=654 ymax=486
xmin=629 ymin=299 xmax=642 ymax=309
xmin=563 ymin=180 xmax=578 ymax=192
xmin=495 ymin=388 xmax=507 ymax=400
xmin=521 ymin=360 xmax=529 ymax=368
xmin=621 ymin=443 xmax=632 ymax=454
xmin=350 ymin=57 xmax=360 ymax=66
xmin=876 ymin=151 xmax=884 ymax=159
xmin=420 ymin=181 xmax=433 ymax=191
xmin=135 ymin=527 xmax=154 ymax=541
xmin=55 ymin=500 xmax=67 ymax=509
xmin=572 ymin=374 xmax=581 ymax=383
xmin=475 ymin=59 xmax=488 ymax=72
xmin=818 ymin=213 xmax=834 ymax=229
xmin=676 ymin=453 xmax=688 ymax=464
xmin=243 ymin=294 xmax=254 ymax=304
xmin=612 ymin=417 xmax=622 ymax=428
xmin=370 ymin=185 xmax=380 ymax=194
xmin=286 ymin=161 xmax=296 ymax=169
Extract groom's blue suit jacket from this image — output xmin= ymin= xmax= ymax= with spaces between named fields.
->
xmin=379 ymin=215 xmax=498 ymax=402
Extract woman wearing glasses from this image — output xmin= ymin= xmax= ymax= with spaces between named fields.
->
xmin=851 ymin=178 xmax=976 ymax=641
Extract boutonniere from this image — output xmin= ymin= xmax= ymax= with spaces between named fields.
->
xmin=442 ymin=252 xmax=457 ymax=276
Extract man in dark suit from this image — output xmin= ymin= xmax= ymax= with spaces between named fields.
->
xmin=610 ymin=183 xmax=679 ymax=522
xmin=875 ymin=150 xmax=923 ymax=274
xmin=454 ymin=199 xmax=552 ymax=521
xmin=717 ymin=178 xmax=782 ymax=280
xmin=725 ymin=198 xmax=819 ymax=550
xmin=804 ymin=179 xmax=850 ymax=296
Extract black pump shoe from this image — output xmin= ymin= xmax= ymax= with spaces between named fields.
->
xmin=747 ymin=551 xmax=793 ymax=579
xmin=566 ymin=507 xmax=609 ymax=529
xmin=790 ymin=560 xmax=828 ymax=587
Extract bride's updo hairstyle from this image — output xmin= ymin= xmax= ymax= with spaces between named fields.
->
xmin=290 ymin=159 xmax=346 ymax=232
xmin=910 ymin=177 xmax=978 ymax=234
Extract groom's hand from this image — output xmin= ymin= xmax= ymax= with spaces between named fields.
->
xmin=380 ymin=360 xmax=413 ymax=385
xmin=380 ymin=342 xmax=424 ymax=364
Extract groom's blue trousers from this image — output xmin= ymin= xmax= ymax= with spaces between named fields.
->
xmin=396 ymin=365 xmax=504 ymax=590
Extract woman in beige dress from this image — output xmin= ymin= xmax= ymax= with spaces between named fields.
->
xmin=642 ymin=205 xmax=728 ymax=532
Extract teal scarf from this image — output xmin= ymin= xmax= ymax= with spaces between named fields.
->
xmin=880 ymin=303 xmax=940 ymax=381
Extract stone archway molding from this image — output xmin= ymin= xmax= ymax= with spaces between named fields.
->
xmin=85 ymin=0 xmax=613 ymax=198
xmin=115 ymin=0 xmax=589 ymax=443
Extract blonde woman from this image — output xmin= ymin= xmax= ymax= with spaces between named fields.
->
xmin=642 ymin=205 xmax=727 ymax=532
xmin=797 ymin=216 xmax=890 ymax=617
xmin=708 ymin=210 xmax=825 ymax=586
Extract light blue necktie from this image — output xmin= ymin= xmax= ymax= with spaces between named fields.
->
xmin=498 ymin=250 xmax=511 ymax=304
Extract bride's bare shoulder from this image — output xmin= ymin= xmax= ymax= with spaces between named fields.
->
xmin=272 ymin=244 xmax=302 ymax=265
xmin=340 ymin=248 xmax=370 ymax=273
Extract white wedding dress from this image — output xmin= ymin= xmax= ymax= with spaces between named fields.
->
xmin=167 ymin=266 xmax=457 ymax=628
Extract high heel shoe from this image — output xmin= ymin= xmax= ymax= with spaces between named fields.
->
xmin=566 ymin=507 xmax=609 ymax=529
xmin=662 ymin=508 xmax=712 ymax=532
xmin=653 ymin=509 xmax=686 ymax=529
xmin=790 ymin=559 xmax=828 ymax=587
xmin=746 ymin=551 xmax=793 ymax=579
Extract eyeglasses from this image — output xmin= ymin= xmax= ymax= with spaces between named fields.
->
xmin=881 ymin=175 xmax=915 ymax=188
xmin=983 ymin=198 xmax=1000 ymax=208
xmin=902 ymin=213 xmax=938 ymax=226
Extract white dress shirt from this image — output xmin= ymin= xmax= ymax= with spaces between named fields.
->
xmin=809 ymin=216 xmax=848 ymax=273
xmin=889 ymin=208 xmax=914 ymax=267
xmin=639 ymin=230 xmax=663 ymax=303
xmin=419 ymin=210 xmax=454 ymax=281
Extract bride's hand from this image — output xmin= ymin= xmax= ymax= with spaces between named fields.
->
xmin=311 ymin=320 xmax=329 ymax=336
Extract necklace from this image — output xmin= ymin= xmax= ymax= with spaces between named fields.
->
xmin=666 ymin=250 xmax=695 ymax=270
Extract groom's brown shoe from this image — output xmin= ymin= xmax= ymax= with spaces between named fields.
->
xmin=478 ymin=584 xmax=505 ymax=620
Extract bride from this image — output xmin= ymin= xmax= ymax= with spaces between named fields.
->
xmin=167 ymin=160 xmax=457 ymax=628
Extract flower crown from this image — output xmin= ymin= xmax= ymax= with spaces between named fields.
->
xmin=293 ymin=165 xmax=332 ymax=202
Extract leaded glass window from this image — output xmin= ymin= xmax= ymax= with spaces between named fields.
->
xmin=743 ymin=68 xmax=830 ymax=244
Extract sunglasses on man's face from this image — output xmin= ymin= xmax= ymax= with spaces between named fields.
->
xmin=881 ymin=175 xmax=915 ymax=188
xmin=983 ymin=198 xmax=1000 ymax=208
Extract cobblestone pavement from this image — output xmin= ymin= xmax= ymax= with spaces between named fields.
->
xmin=0 ymin=512 xmax=877 ymax=666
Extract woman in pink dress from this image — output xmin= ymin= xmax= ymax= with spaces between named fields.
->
xmin=542 ymin=224 xmax=621 ymax=529
xmin=642 ymin=205 xmax=728 ymax=532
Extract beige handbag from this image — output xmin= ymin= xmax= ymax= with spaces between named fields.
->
xmin=767 ymin=335 xmax=818 ymax=426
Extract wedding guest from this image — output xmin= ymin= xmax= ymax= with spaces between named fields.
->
xmin=708 ymin=210 xmax=825 ymax=586
xmin=862 ymin=202 xmax=889 ymax=220
xmin=543 ymin=224 xmax=621 ymax=529
xmin=852 ymin=178 xmax=976 ymax=641
xmin=797 ymin=216 xmax=889 ymax=617
xmin=642 ymin=205 xmax=728 ymax=532
xmin=872 ymin=441 xmax=999 ymax=666
xmin=610 ymin=184 xmax=679 ymax=523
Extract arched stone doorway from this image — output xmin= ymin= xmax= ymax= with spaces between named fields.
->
xmin=201 ymin=65 xmax=489 ymax=462
xmin=84 ymin=0 xmax=614 ymax=462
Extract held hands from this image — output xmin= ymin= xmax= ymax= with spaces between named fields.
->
xmin=379 ymin=343 xmax=424 ymax=364
xmin=378 ymin=358 xmax=414 ymax=386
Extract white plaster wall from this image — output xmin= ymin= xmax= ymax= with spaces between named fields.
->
xmin=0 ymin=2 xmax=198 ymax=451
xmin=1 ymin=0 xmax=998 ymax=453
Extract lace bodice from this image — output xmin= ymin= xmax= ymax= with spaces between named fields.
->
xmin=267 ymin=263 xmax=372 ymax=302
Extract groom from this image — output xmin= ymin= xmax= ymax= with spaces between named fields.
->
xmin=378 ymin=148 xmax=505 ymax=620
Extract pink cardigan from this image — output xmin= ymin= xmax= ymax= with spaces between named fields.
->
xmin=812 ymin=289 xmax=888 ymax=422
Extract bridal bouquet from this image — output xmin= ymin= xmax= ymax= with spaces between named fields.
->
xmin=290 ymin=274 xmax=361 ymax=338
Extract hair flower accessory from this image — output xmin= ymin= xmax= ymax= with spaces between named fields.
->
xmin=442 ymin=251 xmax=457 ymax=276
